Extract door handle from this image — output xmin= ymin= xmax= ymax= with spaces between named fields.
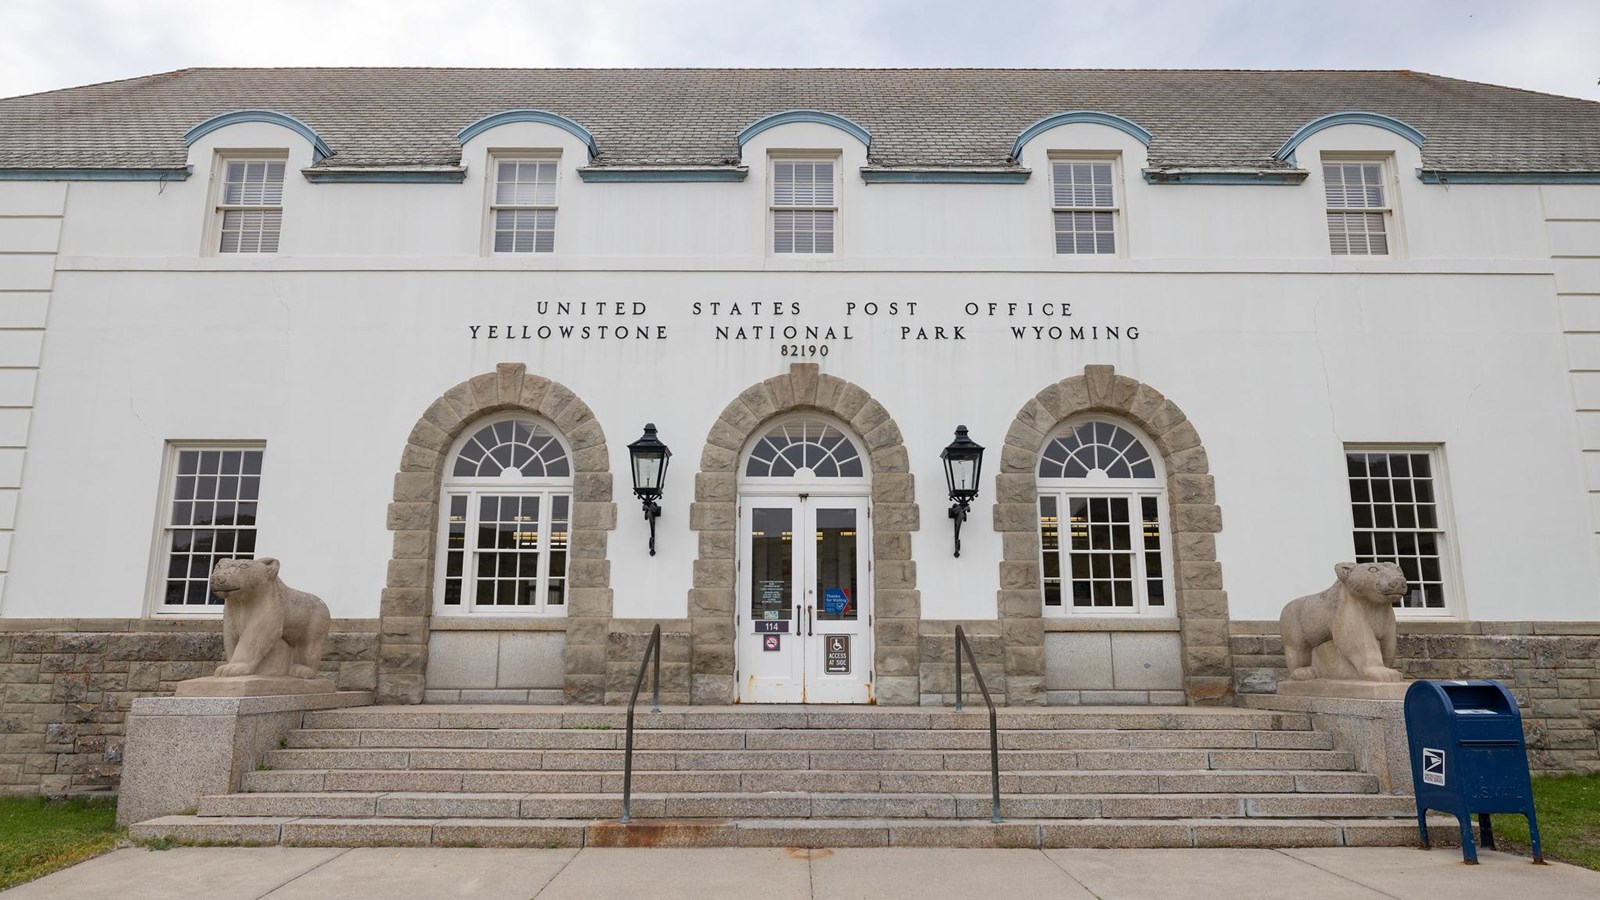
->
xmin=807 ymin=604 xmax=814 ymax=636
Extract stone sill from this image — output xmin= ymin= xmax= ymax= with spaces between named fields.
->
xmin=428 ymin=616 xmax=568 ymax=632
xmin=1044 ymin=617 xmax=1181 ymax=632
xmin=1230 ymin=619 xmax=1600 ymax=636
xmin=0 ymin=617 xmax=378 ymax=633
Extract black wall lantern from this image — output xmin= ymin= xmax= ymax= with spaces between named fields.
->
xmin=627 ymin=423 xmax=672 ymax=555
xmin=941 ymin=425 xmax=985 ymax=557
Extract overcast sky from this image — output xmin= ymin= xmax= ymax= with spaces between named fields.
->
xmin=2 ymin=0 xmax=1597 ymax=101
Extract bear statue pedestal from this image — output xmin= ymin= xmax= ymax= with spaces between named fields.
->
xmin=1275 ymin=678 xmax=1411 ymax=701
xmin=1244 ymin=687 xmax=1413 ymax=795
xmin=116 ymin=691 xmax=371 ymax=826
xmin=175 ymin=674 xmax=336 ymax=697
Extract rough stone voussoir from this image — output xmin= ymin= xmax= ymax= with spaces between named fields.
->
xmin=468 ymin=372 xmax=501 ymax=412
xmin=738 ymin=384 xmax=778 ymax=422
xmin=518 ymin=374 xmax=552 ymax=411
xmin=863 ymin=418 xmax=903 ymax=452
xmin=762 ymin=374 xmax=795 ymax=412
xmin=406 ymin=417 xmax=451 ymax=454
xmin=1156 ymin=420 xmax=1202 ymax=456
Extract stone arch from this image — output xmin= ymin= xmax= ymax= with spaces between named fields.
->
xmin=376 ymin=362 xmax=616 ymax=704
xmin=686 ymin=363 xmax=921 ymax=705
xmin=993 ymin=364 xmax=1234 ymax=705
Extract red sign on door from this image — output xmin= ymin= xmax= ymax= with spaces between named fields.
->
xmin=763 ymin=634 xmax=781 ymax=652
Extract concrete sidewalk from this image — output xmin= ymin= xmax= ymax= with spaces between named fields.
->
xmin=6 ymin=845 xmax=1597 ymax=899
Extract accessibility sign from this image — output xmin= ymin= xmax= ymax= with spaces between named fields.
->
xmin=825 ymin=635 xmax=850 ymax=674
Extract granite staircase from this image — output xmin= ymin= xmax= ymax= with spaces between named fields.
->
xmin=129 ymin=705 xmax=1426 ymax=849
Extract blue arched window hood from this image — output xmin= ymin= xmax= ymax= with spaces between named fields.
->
xmin=1011 ymin=111 xmax=1152 ymax=159
xmin=457 ymin=110 xmax=598 ymax=160
xmin=1274 ymin=112 xmax=1425 ymax=164
xmin=184 ymin=110 xmax=333 ymax=163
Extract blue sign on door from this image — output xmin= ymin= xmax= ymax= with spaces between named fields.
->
xmin=823 ymin=588 xmax=850 ymax=615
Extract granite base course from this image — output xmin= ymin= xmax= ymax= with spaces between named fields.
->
xmin=0 ymin=621 xmax=378 ymax=794
xmin=1231 ymin=622 xmax=1600 ymax=773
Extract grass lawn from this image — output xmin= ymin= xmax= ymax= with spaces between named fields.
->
xmin=0 ymin=795 xmax=123 ymax=889
xmin=1492 ymin=773 xmax=1600 ymax=871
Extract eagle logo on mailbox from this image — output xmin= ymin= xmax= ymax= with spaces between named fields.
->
xmin=1422 ymin=747 xmax=1445 ymax=786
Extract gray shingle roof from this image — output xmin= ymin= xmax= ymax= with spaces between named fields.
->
xmin=1 ymin=67 xmax=1597 ymax=173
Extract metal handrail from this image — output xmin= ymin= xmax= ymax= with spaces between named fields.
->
xmin=620 ymin=623 xmax=662 ymax=824
xmin=954 ymin=625 xmax=1002 ymax=823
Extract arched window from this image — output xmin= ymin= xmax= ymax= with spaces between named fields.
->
xmin=437 ymin=416 xmax=571 ymax=615
xmin=1037 ymin=420 xmax=1171 ymax=615
xmin=744 ymin=417 xmax=865 ymax=479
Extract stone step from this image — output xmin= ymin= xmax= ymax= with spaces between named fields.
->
xmin=299 ymin=706 xmax=1313 ymax=733
xmin=259 ymin=747 xmax=1355 ymax=773
xmin=198 ymin=791 xmax=1415 ymax=821
xmin=131 ymin=814 xmax=1448 ymax=849
xmin=283 ymin=727 xmax=1335 ymax=752
xmin=241 ymin=768 xmax=1380 ymax=796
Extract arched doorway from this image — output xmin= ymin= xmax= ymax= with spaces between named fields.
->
xmin=737 ymin=415 xmax=873 ymax=703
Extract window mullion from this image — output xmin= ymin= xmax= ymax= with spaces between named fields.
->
xmin=534 ymin=489 xmax=551 ymax=613
xmin=464 ymin=491 xmax=482 ymax=614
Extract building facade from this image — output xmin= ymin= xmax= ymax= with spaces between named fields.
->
xmin=1 ymin=68 xmax=1598 ymax=792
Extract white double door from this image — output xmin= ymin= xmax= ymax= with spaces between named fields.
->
xmin=738 ymin=494 xmax=872 ymax=704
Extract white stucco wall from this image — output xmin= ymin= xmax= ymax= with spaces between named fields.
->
xmin=4 ymin=116 xmax=1597 ymax=626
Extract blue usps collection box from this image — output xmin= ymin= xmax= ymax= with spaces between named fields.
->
xmin=1403 ymin=679 xmax=1542 ymax=864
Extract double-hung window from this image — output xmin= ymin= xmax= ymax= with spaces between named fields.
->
xmin=215 ymin=157 xmax=285 ymax=254
xmin=1324 ymin=159 xmax=1392 ymax=255
xmin=1037 ymin=420 xmax=1171 ymax=615
xmin=491 ymin=156 xmax=559 ymax=253
xmin=152 ymin=444 xmax=265 ymax=612
xmin=1345 ymin=446 xmax=1454 ymax=613
xmin=1051 ymin=158 xmax=1118 ymax=255
xmin=771 ymin=158 xmax=836 ymax=254
xmin=438 ymin=418 xmax=571 ymax=615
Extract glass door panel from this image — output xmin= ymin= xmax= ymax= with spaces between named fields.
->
xmin=740 ymin=499 xmax=804 ymax=702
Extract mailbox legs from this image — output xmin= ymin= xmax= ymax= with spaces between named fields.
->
xmin=1456 ymin=813 xmax=1478 ymax=864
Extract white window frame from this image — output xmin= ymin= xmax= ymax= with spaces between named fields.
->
xmin=1322 ymin=154 xmax=1399 ymax=257
xmin=146 ymin=441 xmax=266 ymax=616
xmin=1049 ymin=154 xmax=1122 ymax=256
xmin=1344 ymin=444 xmax=1461 ymax=617
xmin=486 ymin=152 xmax=561 ymax=255
xmin=435 ymin=415 xmax=573 ymax=617
xmin=208 ymin=153 xmax=287 ymax=255
xmin=1037 ymin=419 xmax=1174 ymax=618
xmin=769 ymin=154 xmax=839 ymax=256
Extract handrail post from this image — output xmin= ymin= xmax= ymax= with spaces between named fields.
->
xmin=621 ymin=623 xmax=663 ymax=824
xmin=652 ymin=633 xmax=661 ymax=714
xmin=953 ymin=625 xmax=1002 ymax=824
xmin=954 ymin=626 xmax=964 ymax=713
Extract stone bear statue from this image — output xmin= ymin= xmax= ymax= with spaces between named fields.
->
xmin=209 ymin=558 xmax=331 ymax=680
xmin=1279 ymin=561 xmax=1408 ymax=682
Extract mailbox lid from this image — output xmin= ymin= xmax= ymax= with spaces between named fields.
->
xmin=1439 ymin=681 xmax=1515 ymax=715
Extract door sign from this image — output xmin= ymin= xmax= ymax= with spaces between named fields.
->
xmin=823 ymin=587 xmax=851 ymax=615
xmin=825 ymin=635 xmax=851 ymax=674
xmin=763 ymin=634 xmax=781 ymax=652
xmin=754 ymin=620 xmax=790 ymax=634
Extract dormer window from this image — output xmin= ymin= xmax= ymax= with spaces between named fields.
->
xmin=771 ymin=157 xmax=837 ymax=254
xmin=214 ymin=156 xmax=285 ymax=254
xmin=1324 ymin=159 xmax=1392 ymax=255
xmin=491 ymin=155 xmax=559 ymax=253
xmin=1050 ymin=158 xmax=1119 ymax=255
